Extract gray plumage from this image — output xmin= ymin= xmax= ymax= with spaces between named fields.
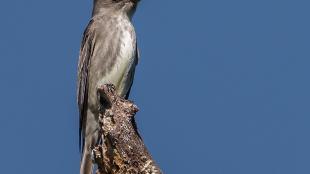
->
xmin=77 ymin=0 xmax=140 ymax=173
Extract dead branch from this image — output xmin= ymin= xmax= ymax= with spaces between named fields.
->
xmin=92 ymin=84 xmax=162 ymax=174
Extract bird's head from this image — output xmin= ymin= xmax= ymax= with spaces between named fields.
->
xmin=93 ymin=0 xmax=140 ymax=18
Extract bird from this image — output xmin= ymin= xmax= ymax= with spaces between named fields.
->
xmin=77 ymin=0 xmax=140 ymax=173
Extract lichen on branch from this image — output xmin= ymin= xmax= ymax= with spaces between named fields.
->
xmin=93 ymin=84 xmax=162 ymax=174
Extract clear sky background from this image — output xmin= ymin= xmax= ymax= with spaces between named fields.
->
xmin=0 ymin=0 xmax=309 ymax=173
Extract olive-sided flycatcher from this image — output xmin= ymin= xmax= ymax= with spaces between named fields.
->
xmin=77 ymin=0 xmax=140 ymax=173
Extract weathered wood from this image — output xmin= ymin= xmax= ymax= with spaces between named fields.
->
xmin=92 ymin=84 xmax=162 ymax=174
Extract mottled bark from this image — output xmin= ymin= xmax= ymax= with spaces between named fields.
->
xmin=92 ymin=84 xmax=162 ymax=174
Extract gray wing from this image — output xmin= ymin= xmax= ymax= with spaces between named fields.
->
xmin=77 ymin=20 xmax=95 ymax=150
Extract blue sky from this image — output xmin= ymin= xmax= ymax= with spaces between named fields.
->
xmin=0 ymin=0 xmax=309 ymax=173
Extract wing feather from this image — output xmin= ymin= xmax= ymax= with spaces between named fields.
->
xmin=77 ymin=20 xmax=95 ymax=150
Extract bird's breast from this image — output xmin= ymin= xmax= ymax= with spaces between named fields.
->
xmin=96 ymin=20 xmax=136 ymax=94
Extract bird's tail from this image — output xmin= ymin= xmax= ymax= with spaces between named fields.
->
xmin=80 ymin=146 xmax=93 ymax=174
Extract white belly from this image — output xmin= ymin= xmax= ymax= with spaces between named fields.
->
xmin=98 ymin=29 xmax=135 ymax=95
